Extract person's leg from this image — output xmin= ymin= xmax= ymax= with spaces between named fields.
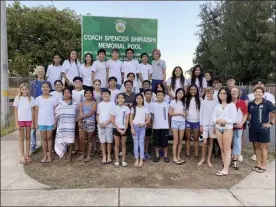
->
xmin=121 ymin=136 xmax=127 ymax=164
xmin=74 ymin=123 xmax=80 ymax=153
xmin=85 ymin=132 xmax=93 ymax=162
xmin=101 ymin=143 xmax=107 ymax=163
xmin=114 ymin=135 xmax=120 ymax=163
xmin=162 ymin=129 xmax=170 ymax=162
xmin=30 ymin=128 xmax=37 ymax=152
xmin=177 ymin=130 xmax=185 ymax=162
xmin=185 ymin=128 xmax=192 ymax=157
xmin=138 ymin=127 xmax=146 ymax=167
xmin=172 ymin=128 xmax=179 ymax=163
xmin=106 ymin=128 xmax=113 ymax=162
xmin=19 ymin=127 xmax=25 ymax=160
xmin=67 ymin=144 xmax=73 ymax=160
xmin=207 ymin=138 xmax=214 ymax=167
xmin=198 ymin=138 xmax=207 ymax=166
xmin=92 ymin=132 xmax=97 ymax=153
xmin=215 ymin=129 xmax=224 ymax=170
xmin=232 ymin=130 xmax=242 ymax=169
xmin=260 ymin=143 xmax=269 ymax=169
xmin=25 ymin=127 xmax=31 ymax=160
xmin=46 ymin=130 xmax=53 ymax=161
xmin=78 ymin=127 xmax=86 ymax=160
xmin=254 ymin=142 xmax=262 ymax=167
xmin=40 ymin=130 xmax=47 ymax=161
xmin=220 ymin=129 xmax=233 ymax=174
xmin=133 ymin=125 xmax=139 ymax=166
xmin=153 ymin=129 xmax=160 ymax=161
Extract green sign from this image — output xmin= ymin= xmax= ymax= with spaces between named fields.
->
xmin=81 ymin=15 xmax=158 ymax=61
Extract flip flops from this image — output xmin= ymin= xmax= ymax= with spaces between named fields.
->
xmin=252 ymin=166 xmax=266 ymax=173
xmin=216 ymin=171 xmax=228 ymax=176
xmin=107 ymin=159 xmax=113 ymax=164
xmin=40 ymin=157 xmax=48 ymax=163
xmin=20 ymin=157 xmax=26 ymax=164
xmin=173 ymin=160 xmax=183 ymax=165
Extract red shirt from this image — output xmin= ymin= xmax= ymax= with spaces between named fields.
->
xmin=234 ymin=99 xmax=248 ymax=130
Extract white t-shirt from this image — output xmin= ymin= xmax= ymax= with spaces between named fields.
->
xmin=131 ymin=106 xmax=150 ymax=125
xmin=152 ymin=60 xmax=166 ymax=80
xmin=152 ymin=93 xmax=170 ymax=103
xmin=122 ymin=59 xmax=139 ymax=85
xmin=166 ymin=77 xmax=188 ymax=97
xmin=50 ymin=91 xmax=63 ymax=102
xmin=109 ymin=88 xmax=120 ymax=103
xmin=61 ymin=60 xmax=81 ymax=84
xmin=187 ymin=77 xmax=208 ymax=92
xmin=79 ymin=64 xmax=93 ymax=86
xmin=46 ymin=64 xmax=62 ymax=89
xmin=144 ymin=100 xmax=153 ymax=112
xmin=35 ymin=96 xmax=57 ymax=126
xmin=97 ymin=101 xmax=116 ymax=128
xmin=142 ymin=92 xmax=156 ymax=103
xmin=248 ymin=92 xmax=275 ymax=104
xmin=200 ymin=99 xmax=217 ymax=125
xmin=137 ymin=63 xmax=152 ymax=88
xmin=13 ymin=96 xmax=35 ymax=121
xmin=111 ymin=105 xmax=130 ymax=129
xmin=106 ymin=59 xmax=123 ymax=84
xmin=72 ymin=89 xmax=85 ymax=105
xmin=92 ymin=60 xmax=107 ymax=88
xmin=213 ymin=90 xmax=219 ymax=101
xmin=170 ymin=99 xmax=186 ymax=121
xmin=186 ymin=97 xmax=201 ymax=122
xmin=151 ymin=101 xmax=170 ymax=129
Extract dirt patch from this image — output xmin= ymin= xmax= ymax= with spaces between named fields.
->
xmin=24 ymin=145 xmax=275 ymax=189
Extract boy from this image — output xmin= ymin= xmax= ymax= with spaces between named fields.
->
xmin=141 ymin=80 xmax=156 ymax=101
xmin=96 ymin=89 xmax=116 ymax=164
xmin=121 ymin=48 xmax=139 ymax=89
xmin=198 ymin=87 xmax=217 ymax=167
xmin=92 ymin=49 xmax=107 ymax=89
xmin=106 ymin=48 xmax=123 ymax=89
xmin=212 ymin=76 xmax=222 ymax=101
xmin=123 ymin=80 xmax=136 ymax=108
xmin=120 ymin=72 xmax=139 ymax=93
xmin=151 ymin=90 xmax=170 ymax=163
xmin=137 ymin=53 xmax=152 ymax=91
xmin=108 ymin=76 xmax=120 ymax=103
xmin=30 ymin=66 xmax=52 ymax=153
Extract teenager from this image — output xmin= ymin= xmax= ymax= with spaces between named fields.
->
xmin=226 ymin=76 xmax=249 ymax=104
xmin=108 ymin=76 xmax=121 ymax=103
xmin=151 ymin=49 xmax=166 ymax=92
xmin=212 ymin=76 xmax=222 ymax=102
xmin=137 ymin=53 xmax=152 ymax=91
xmin=50 ymin=80 xmax=63 ymax=101
xmin=120 ymin=72 xmax=140 ymax=94
xmin=80 ymin=53 xmax=94 ymax=91
xmin=106 ymin=48 xmax=123 ymax=89
xmin=204 ymin=71 xmax=212 ymax=87
xmin=141 ymin=80 xmax=156 ymax=101
xmin=123 ymin=80 xmax=136 ymax=108
xmin=92 ymin=49 xmax=107 ymax=89
xmin=46 ymin=54 xmax=62 ymax=90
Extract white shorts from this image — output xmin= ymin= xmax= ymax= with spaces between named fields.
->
xmin=203 ymin=125 xmax=215 ymax=138
xmin=98 ymin=126 xmax=113 ymax=144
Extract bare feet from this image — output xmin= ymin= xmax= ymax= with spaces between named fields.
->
xmin=138 ymin=160 xmax=144 ymax=168
xmin=76 ymin=156 xmax=85 ymax=162
xmin=207 ymin=161 xmax=213 ymax=168
xmin=197 ymin=159 xmax=205 ymax=166
xmin=134 ymin=159 xmax=139 ymax=167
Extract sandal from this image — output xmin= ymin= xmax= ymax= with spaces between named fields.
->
xmin=186 ymin=154 xmax=191 ymax=159
xmin=153 ymin=156 xmax=160 ymax=162
xmin=47 ymin=157 xmax=53 ymax=163
xmin=20 ymin=157 xmax=26 ymax=164
xmin=91 ymin=150 xmax=97 ymax=156
xmin=178 ymin=159 xmax=185 ymax=164
xmin=114 ymin=161 xmax=120 ymax=167
xmin=138 ymin=161 xmax=144 ymax=168
xmin=40 ymin=157 xmax=48 ymax=163
xmin=101 ymin=160 xmax=107 ymax=164
xmin=134 ymin=161 xmax=139 ymax=167
xmin=216 ymin=171 xmax=228 ymax=176
xmin=122 ymin=161 xmax=128 ymax=167
xmin=232 ymin=160 xmax=239 ymax=170
xmin=25 ymin=156 xmax=32 ymax=164
xmin=254 ymin=166 xmax=266 ymax=173
xmin=173 ymin=160 xmax=182 ymax=165
xmin=194 ymin=155 xmax=199 ymax=161
xmin=99 ymin=151 xmax=103 ymax=157
xmin=84 ymin=156 xmax=92 ymax=163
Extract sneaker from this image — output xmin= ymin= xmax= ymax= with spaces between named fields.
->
xmin=232 ymin=160 xmax=239 ymax=170
xmin=238 ymin=155 xmax=243 ymax=162
xmin=251 ymin=154 xmax=257 ymax=161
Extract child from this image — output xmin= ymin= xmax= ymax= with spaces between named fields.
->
xmin=141 ymin=80 xmax=156 ymax=101
xmin=130 ymin=93 xmax=151 ymax=167
xmin=155 ymin=83 xmax=170 ymax=103
xmin=62 ymin=50 xmax=81 ymax=89
xmin=186 ymin=64 xmax=207 ymax=98
xmin=111 ymin=93 xmax=130 ymax=167
xmin=34 ymin=82 xmax=57 ymax=163
xmin=151 ymin=49 xmax=166 ymax=92
xmin=185 ymin=85 xmax=202 ymax=159
xmin=55 ymin=88 xmax=78 ymax=160
xmin=137 ymin=53 xmax=152 ymax=91
xmin=151 ymin=90 xmax=170 ymax=163
xmin=121 ymin=48 xmax=139 ymax=85
xmin=93 ymin=79 xmax=102 ymax=103
xmin=80 ymin=53 xmax=94 ymax=91
xmin=143 ymin=89 xmax=154 ymax=159
xmin=198 ymin=87 xmax=217 ymax=167
xmin=50 ymin=80 xmax=63 ymax=101
xmin=97 ymin=89 xmax=116 ymax=164
xmin=46 ymin=53 xmax=62 ymax=90
xmin=120 ymin=72 xmax=140 ymax=94
xmin=169 ymin=88 xmax=187 ymax=165
xmin=13 ymin=83 xmax=35 ymax=164
xmin=77 ymin=89 xmax=97 ymax=162
xmin=30 ymin=66 xmax=52 ymax=153
xmin=92 ymin=49 xmax=107 ymax=89
xmin=106 ymin=48 xmax=123 ymax=89
xmin=108 ymin=76 xmax=120 ymax=103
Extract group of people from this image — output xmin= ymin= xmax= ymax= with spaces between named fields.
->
xmin=13 ymin=47 xmax=275 ymax=176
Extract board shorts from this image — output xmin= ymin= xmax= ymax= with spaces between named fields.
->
xmin=38 ymin=125 xmax=54 ymax=131
xmin=249 ymin=128 xmax=270 ymax=143
xmin=171 ymin=120 xmax=185 ymax=130
xmin=153 ymin=129 xmax=169 ymax=148
xmin=202 ymin=125 xmax=215 ymax=138
xmin=185 ymin=121 xmax=200 ymax=129
xmin=113 ymin=128 xmax=127 ymax=136
xmin=79 ymin=120 xmax=95 ymax=133
xmin=98 ymin=126 xmax=113 ymax=144
xmin=18 ymin=121 xmax=32 ymax=127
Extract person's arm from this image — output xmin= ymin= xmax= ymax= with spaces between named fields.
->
xmin=35 ymin=106 xmax=39 ymax=129
xmin=78 ymin=103 xmax=84 ymax=121
xmin=212 ymin=105 xmax=218 ymax=125
xmin=162 ymin=60 xmax=167 ymax=84
xmin=14 ymin=106 xmax=19 ymax=129
xmin=81 ymin=102 xmax=97 ymax=119
xmin=199 ymin=105 xmax=204 ymax=132
xmin=262 ymin=101 xmax=276 ymax=128
xmin=167 ymin=85 xmax=174 ymax=99
xmin=149 ymin=65 xmax=152 ymax=81
xmin=130 ymin=108 xmax=135 ymax=135
xmin=169 ymin=105 xmax=180 ymax=117
xmin=223 ymin=104 xmax=238 ymax=125
xmin=105 ymin=64 xmax=109 ymax=88
xmin=111 ymin=114 xmax=121 ymax=132
xmin=45 ymin=65 xmax=50 ymax=80
xmin=138 ymin=73 xmax=143 ymax=84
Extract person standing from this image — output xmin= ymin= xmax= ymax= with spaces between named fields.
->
xmin=137 ymin=53 xmax=152 ymax=92
xmin=151 ymin=49 xmax=166 ymax=92
xmin=79 ymin=53 xmax=94 ymax=91
xmin=106 ymin=48 xmax=123 ymax=89
xmin=92 ymin=49 xmax=108 ymax=90
xmin=46 ymin=54 xmax=62 ymax=90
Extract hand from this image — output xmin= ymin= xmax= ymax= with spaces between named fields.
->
xmin=100 ymin=123 xmax=105 ymax=128
xmin=120 ymin=129 xmax=126 ymax=135
xmin=15 ymin=123 xmax=20 ymax=130
xmin=236 ymin=123 xmax=243 ymax=129
xmin=262 ymin=123 xmax=272 ymax=129
xmin=200 ymin=125 xmax=203 ymax=133
xmin=131 ymin=128 xmax=136 ymax=136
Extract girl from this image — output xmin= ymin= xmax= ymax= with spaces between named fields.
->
xmin=80 ymin=53 xmax=94 ymax=91
xmin=166 ymin=66 xmax=188 ymax=100
xmin=55 ymin=88 xmax=78 ymax=160
xmin=50 ymin=80 xmax=63 ymax=101
xmin=185 ymin=85 xmax=201 ymax=159
xmin=13 ymin=83 xmax=35 ymax=164
xmin=151 ymin=49 xmax=166 ymax=92
xmin=62 ymin=50 xmax=81 ymax=89
xmin=46 ymin=54 xmax=62 ymax=90
xmin=155 ymin=83 xmax=170 ymax=103
xmin=77 ymin=89 xmax=97 ymax=162
xmin=35 ymin=82 xmax=58 ymax=163
xmin=169 ymin=88 xmax=187 ymax=165
xmin=212 ymin=87 xmax=238 ymax=176
xmin=111 ymin=93 xmax=130 ymax=167
xmin=186 ymin=64 xmax=207 ymax=98
xmin=130 ymin=94 xmax=151 ymax=167
xmin=93 ymin=79 xmax=102 ymax=103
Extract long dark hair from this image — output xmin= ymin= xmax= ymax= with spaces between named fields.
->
xmin=218 ymin=87 xmax=232 ymax=104
xmin=185 ymin=84 xmax=201 ymax=110
xmin=175 ymin=88 xmax=186 ymax=108
xmin=171 ymin=66 xmax=185 ymax=91
xmin=67 ymin=49 xmax=78 ymax=65
xmin=191 ymin=64 xmax=204 ymax=89
xmin=132 ymin=93 xmax=144 ymax=119
xmin=52 ymin=53 xmax=62 ymax=66
xmin=84 ymin=53 xmax=93 ymax=66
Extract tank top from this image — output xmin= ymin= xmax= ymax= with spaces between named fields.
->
xmin=82 ymin=102 xmax=95 ymax=121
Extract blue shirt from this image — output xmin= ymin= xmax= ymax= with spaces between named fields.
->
xmin=240 ymin=88 xmax=249 ymax=101
xmin=248 ymin=99 xmax=275 ymax=132
xmin=30 ymin=80 xmax=52 ymax=98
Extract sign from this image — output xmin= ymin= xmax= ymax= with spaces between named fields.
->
xmin=81 ymin=15 xmax=158 ymax=61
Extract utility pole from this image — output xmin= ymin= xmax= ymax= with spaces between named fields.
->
xmin=1 ymin=0 xmax=10 ymax=128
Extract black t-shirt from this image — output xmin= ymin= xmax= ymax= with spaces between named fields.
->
xmin=124 ymin=92 xmax=136 ymax=104
xmin=248 ymin=99 xmax=275 ymax=132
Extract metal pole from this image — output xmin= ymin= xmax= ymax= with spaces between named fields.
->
xmin=1 ymin=0 xmax=10 ymax=128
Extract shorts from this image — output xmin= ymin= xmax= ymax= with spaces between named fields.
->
xmin=202 ymin=125 xmax=215 ymax=138
xmin=79 ymin=120 xmax=95 ymax=133
xmin=232 ymin=130 xmax=243 ymax=155
xmin=171 ymin=120 xmax=185 ymax=130
xmin=113 ymin=128 xmax=127 ymax=136
xmin=18 ymin=121 xmax=32 ymax=127
xmin=249 ymin=129 xmax=270 ymax=143
xmin=38 ymin=125 xmax=54 ymax=131
xmin=98 ymin=126 xmax=113 ymax=143
xmin=145 ymin=128 xmax=152 ymax=136
xmin=185 ymin=121 xmax=200 ymax=129
xmin=153 ymin=129 xmax=169 ymax=148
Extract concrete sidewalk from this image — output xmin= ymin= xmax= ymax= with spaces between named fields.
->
xmin=1 ymin=132 xmax=275 ymax=206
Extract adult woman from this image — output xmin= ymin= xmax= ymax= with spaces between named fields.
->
xmin=80 ymin=53 xmax=94 ymax=91
xmin=212 ymin=87 xmax=237 ymax=176
xmin=248 ymin=86 xmax=275 ymax=173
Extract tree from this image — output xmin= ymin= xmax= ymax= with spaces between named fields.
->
xmin=7 ymin=1 xmax=81 ymax=76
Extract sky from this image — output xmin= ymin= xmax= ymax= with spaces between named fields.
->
xmin=12 ymin=1 xmax=205 ymax=77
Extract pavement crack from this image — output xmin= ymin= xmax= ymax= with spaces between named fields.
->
xmin=118 ymin=188 xmax=121 ymax=207
xmin=228 ymin=189 xmax=245 ymax=206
